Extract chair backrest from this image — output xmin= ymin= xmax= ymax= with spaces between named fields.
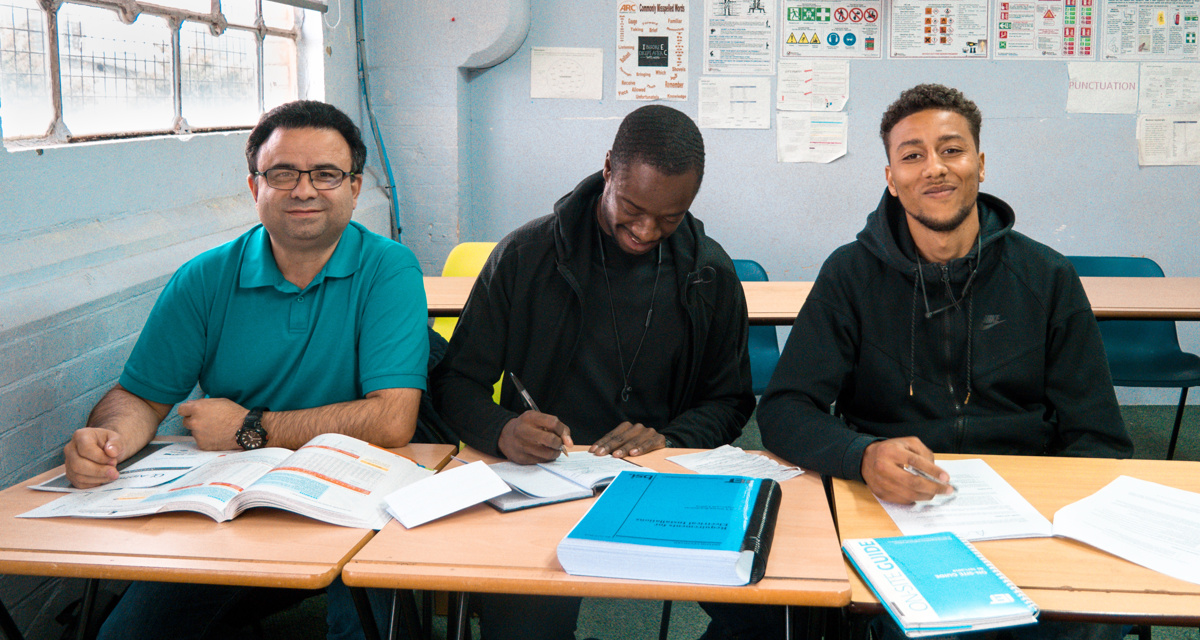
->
xmin=1066 ymin=255 xmax=1183 ymax=362
xmin=732 ymin=259 xmax=780 ymax=395
xmin=433 ymin=242 xmax=500 ymax=402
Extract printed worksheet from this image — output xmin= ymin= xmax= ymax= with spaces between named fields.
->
xmin=704 ymin=0 xmax=776 ymax=74
xmin=531 ymin=47 xmax=604 ymax=100
xmin=777 ymin=111 xmax=848 ymax=163
xmin=1137 ymin=115 xmax=1200 ymax=165
xmin=781 ymin=0 xmax=883 ymax=58
xmin=698 ymin=76 xmax=772 ymax=128
xmin=777 ymin=59 xmax=850 ymax=110
xmin=890 ymin=0 xmax=990 ymax=58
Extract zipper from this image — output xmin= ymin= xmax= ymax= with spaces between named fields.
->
xmin=939 ymin=264 xmax=966 ymax=451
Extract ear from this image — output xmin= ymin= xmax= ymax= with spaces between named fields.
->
xmin=977 ymin=152 xmax=986 ymax=183
xmin=248 ymin=174 xmax=260 ymax=202
xmin=885 ymin=165 xmax=898 ymax=197
xmin=603 ymin=151 xmax=613 ymax=183
xmin=349 ymin=174 xmax=362 ymax=208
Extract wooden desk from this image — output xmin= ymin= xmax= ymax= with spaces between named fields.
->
xmin=424 ymin=277 xmax=1200 ymax=325
xmin=0 ymin=442 xmax=455 ymax=589
xmin=832 ymin=454 xmax=1200 ymax=625
xmin=343 ymin=446 xmax=850 ymax=607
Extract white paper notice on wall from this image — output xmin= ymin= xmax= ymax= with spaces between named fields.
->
xmin=1137 ymin=115 xmax=1200 ymax=165
xmin=1066 ymin=62 xmax=1139 ymax=113
xmin=699 ymin=77 xmax=772 ymax=128
xmin=531 ymin=47 xmax=604 ymax=100
xmin=704 ymin=0 xmax=777 ymax=75
xmin=616 ymin=1 xmax=690 ymax=101
xmin=777 ymin=111 xmax=848 ymax=163
xmin=777 ymin=59 xmax=849 ymax=111
xmin=1139 ymin=63 xmax=1200 ymax=114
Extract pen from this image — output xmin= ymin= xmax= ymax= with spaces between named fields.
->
xmin=903 ymin=464 xmax=957 ymax=496
xmin=508 ymin=371 xmax=568 ymax=457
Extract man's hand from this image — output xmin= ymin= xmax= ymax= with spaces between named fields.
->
xmin=178 ymin=398 xmax=248 ymax=450
xmin=63 ymin=428 xmax=125 ymax=489
xmin=590 ymin=422 xmax=666 ymax=458
xmin=498 ymin=411 xmax=574 ymax=464
xmin=861 ymin=436 xmax=952 ymax=504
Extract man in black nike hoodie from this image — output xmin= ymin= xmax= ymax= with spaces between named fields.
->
xmin=758 ymin=82 xmax=1133 ymax=640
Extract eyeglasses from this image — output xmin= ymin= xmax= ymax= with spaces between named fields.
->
xmin=254 ymin=168 xmax=356 ymax=190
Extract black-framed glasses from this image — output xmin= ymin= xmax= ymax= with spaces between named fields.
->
xmin=254 ymin=168 xmax=356 ymax=190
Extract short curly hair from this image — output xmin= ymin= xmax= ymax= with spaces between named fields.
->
xmin=610 ymin=105 xmax=705 ymax=186
xmin=879 ymin=84 xmax=982 ymax=159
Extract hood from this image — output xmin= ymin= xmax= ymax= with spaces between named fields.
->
xmin=856 ymin=189 xmax=1015 ymax=282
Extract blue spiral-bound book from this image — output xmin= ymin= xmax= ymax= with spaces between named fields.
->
xmin=843 ymin=532 xmax=1039 ymax=637
xmin=557 ymin=470 xmax=781 ymax=586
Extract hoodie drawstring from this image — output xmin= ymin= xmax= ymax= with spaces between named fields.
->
xmin=909 ymin=270 xmax=919 ymax=397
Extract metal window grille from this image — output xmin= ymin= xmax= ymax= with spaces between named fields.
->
xmin=0 ymin=0 xmax=309 ymax=145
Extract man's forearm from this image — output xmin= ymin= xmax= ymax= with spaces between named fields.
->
xmin=85 ymin=385 xmax=167 ymax=462
xmin=260 ymin=388 xmax=421 ymax=449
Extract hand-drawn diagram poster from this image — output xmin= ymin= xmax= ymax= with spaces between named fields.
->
xmin=781 ymin=0 xmax=883 ymax=58
xmin=890 ymin=0 xmax=990 ymax=58
xmin=617 ymin=2 xmax=690 ymax=101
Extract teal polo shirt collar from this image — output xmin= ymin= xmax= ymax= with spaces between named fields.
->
xmin=238 ymin=222 xmax=365 ymax=293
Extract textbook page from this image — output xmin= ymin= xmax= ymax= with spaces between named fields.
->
xmin=538 ymin=451 xmax=649 ymax=487
xmin=878 ymin=458 xmax=1052 ymax=541
xmin=31 ymin=441 xmax=222 ymax=492
xmin=1053 ymin=475 xmax=1200 ymax=585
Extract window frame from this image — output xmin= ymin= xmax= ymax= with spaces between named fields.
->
xmin=3 ymin=0 xmax=314 ymax=146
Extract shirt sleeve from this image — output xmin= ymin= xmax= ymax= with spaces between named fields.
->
xmin=119 ymin=261 xmax=210 ymax=406
xmin=358 ymin=245 xmax=429 ymax=393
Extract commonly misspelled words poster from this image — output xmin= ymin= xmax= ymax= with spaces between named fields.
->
xmin=1101 ymin=0 xmax=1200 ymax=60
xmin=704 ymin=0 xmax=777 ymax=74
xmin=781 ymin=0 xmax=883 ymax=58
xmin=994 ymin=0 xmax=1096 ymax=58
xmin=617 ymin=1 xmax=690 ymax=101
xmin=890 ymin=0 xmax=990 ymax=58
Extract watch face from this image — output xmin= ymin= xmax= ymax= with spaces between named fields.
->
xmin=237 ymin=426 xmax=267 ymax=450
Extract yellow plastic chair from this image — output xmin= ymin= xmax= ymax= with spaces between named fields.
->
xmin=432 ymin=242 xmax=501 ymax=402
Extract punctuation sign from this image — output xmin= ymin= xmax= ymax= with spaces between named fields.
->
xmin=865 ymin=8 xmax=878 ymax=21
xmin=834 ymin=7 xmax=849 ymax=21
xmin=849 ymin=8 xmax=864 ymax=22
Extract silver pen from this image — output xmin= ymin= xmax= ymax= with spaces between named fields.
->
xmin=903 ymin=464 xmax=957 ymax=496
xmin=508 ymin=371 xmax=568 ymax=457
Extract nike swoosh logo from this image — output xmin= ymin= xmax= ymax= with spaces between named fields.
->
xmin=981 ymin=319 xmax=1005 ymax=330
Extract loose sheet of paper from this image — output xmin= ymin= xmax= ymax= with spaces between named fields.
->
xmin=1137 ymin=115 xmax=1200 ymax=165
xmin=777 ymin=59 xmax=849 ymax=111
xmin=698 ymin=76 xmax=772 ymax=128
xmin=781 ymin=0 xmax=883 ymax=59
xmin=1054 ymin=475 xmax=1200 ymax=585
xmin=704 ymin=0 xmax=777 ymax=75
xmin=538 ymin=451 xmax=651 ymax=486
xmin=531 ymin=47 xmax=604 ymax=100
xmin=1139 ymin=63 xmax=1200 ymax=113
xmin=877 ymin=458 xmax=1053 ymax=541
xmin=667 ymin=445 xmax=804 ymax=481
xmin=385 ymin=461 xmax=510 ymax=528
xmin=777 ymin=111 xmax=848 ymax=163
xmin=890 ymin=0 xmax=991 ymax=58
xmin=616 ymin=1 xmax=689 ymax=101
xmin=1066 ymin=62 xmax=1139 ymax=113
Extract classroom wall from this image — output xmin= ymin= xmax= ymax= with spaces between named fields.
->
xmin=439 ymin=0 xmax=1200 ymax=404
xmin=0 ymin=9 xmax=388 ymax=637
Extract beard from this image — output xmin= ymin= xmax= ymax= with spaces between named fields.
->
xmin=906 ymin=202 xmax=974 ymax=233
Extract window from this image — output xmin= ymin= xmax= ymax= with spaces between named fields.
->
xmin=0 ymin=0 xmax=315 ymax=145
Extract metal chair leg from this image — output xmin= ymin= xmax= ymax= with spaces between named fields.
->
xmin=0 ymin=596 xmax=24 ymax=640
xmin=421 ymin=591 xmax=432 ymax=640
xmin=398 ymin=590 xmax=422 ymax=640
xmin=658 ymin=601 xmax=672 ymax=640
xmin=1167 ymin=388 xmax=1190 ymax=460
xmin=447 ymin=592 xmax=470 ymax=640
xmin=75 ymin=579 xmax=98 ymax=640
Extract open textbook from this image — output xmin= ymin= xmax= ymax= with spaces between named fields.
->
xmin=20 ymin=433 xmax=432 ymax=529
xmin=487 ymin=451 xmax=651 ymax=511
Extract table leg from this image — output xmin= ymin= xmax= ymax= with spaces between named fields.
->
xmin=446 ymin=592 xmax=470 ymax=640
xmin=75 ymin=578 xmax=98 ymax=640
xmin=421 ymin=591 xmax=432 ymax=640
xmin=785 ymin=605 xmax=793 ymax=640
xmin=398 ymin=590 xmax=422 ymax=640
xmin=0 ymin=595 xmax=25 ymax=640
xmin=658 ymin=601 xmax=672 ymax=640
xmin=350 ymin=587 xmax=382 ymax=640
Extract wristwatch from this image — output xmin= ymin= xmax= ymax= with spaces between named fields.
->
xmin=236 ymin=406 xmax=270 ymax=450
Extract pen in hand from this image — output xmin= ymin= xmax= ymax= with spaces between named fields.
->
xmin=508 ymin=371 xmax=569 ymax=457
xmin=903 ymin=464 xmax=957 ymax=499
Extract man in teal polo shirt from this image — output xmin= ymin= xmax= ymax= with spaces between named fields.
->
xmin=62 ymin=100 xmax=427 ymax=640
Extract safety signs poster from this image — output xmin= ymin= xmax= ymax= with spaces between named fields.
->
xmin=704 ymin=0 xmax=777 ymax=74
xmin=781 ymin=0 xmax=882 ymax=57
xmin=993 ymin=0 xmax=1096 ymax=58
xmin=1101 ymin=0 xmax=1199 ymax=60
xmin=617 ymin=2 xmax=690 ymax=101
xmin=890 ymin=0 xmax=990 ymax=57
